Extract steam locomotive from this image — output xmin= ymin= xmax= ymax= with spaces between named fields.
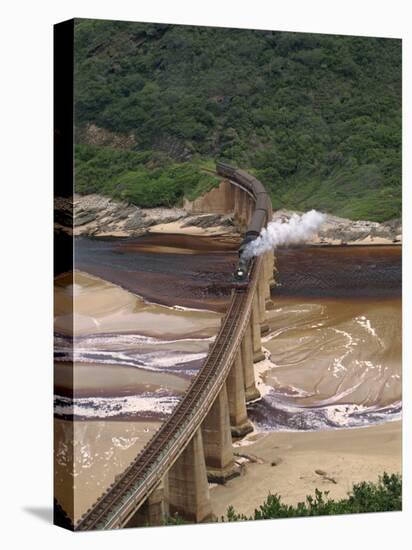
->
xmin=215 ymin=162 xmax=271 ymax=289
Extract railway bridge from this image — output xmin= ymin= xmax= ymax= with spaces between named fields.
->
xmin=75 ymin=163 xmax=276 ymax=530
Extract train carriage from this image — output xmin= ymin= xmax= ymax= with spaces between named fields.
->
xmin=216 ymin=162 xmax=270 ymax=288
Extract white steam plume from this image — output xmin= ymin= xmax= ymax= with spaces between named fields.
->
xmin=243 ymin=210 xmax=326 ymax=258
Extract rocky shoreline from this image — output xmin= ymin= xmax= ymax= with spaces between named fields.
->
xmin=54 ymin=194 xmax=402 ymax=245
xmin=54 ymin=194 xmax=236 ymax=238
xmin=272 ymin=209 xmax=402 ymax=246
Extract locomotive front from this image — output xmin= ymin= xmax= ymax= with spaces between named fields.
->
xmin=216 ymin=161 xmax=270 ymax=289
xmin=234 ymin=256 xmax=249 ymax=282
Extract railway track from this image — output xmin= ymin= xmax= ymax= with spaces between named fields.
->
xmin=76 ymin=284 xmax=256 ymax=530
xmin=75 ymin=164 xmax=270 ymax=531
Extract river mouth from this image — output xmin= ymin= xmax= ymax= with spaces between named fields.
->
xmin=66 ymin=238 xmax=401 ymax=430
xmin=54 ymin=235 xmax=401 ymax=520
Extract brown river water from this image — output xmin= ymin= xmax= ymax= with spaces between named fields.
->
xmin=54 ymin=235 xmax=401 ymax=521
xmin=249 ymin=245 xmax=401 ymax=431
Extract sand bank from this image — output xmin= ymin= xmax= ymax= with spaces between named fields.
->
xmin=147 ymin=219 xmax=233 ymax=237
xmin=55 ymin=362 xmax=190 ymax=398
xmin=210 ymin=421 xmax=401 ymax=518
xmin=54 ymin=271 xmax=220 ymax=337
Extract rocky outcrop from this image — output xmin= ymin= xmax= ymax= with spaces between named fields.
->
xmin=79 ymin=123 xmax=137 ymax=150
xmin=54 ymin=194 xmax=236 ymax=238
xmin=182 ymin=213 xmax=234 ymax=229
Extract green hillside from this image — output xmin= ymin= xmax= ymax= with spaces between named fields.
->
xmin=74 ymin=19 xmax=401 ymax=221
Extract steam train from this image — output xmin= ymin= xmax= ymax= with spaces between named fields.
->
xmin=215 ymin=162 xmax=271 ymax=288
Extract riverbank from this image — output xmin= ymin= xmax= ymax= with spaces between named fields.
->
xmin=54 ymin=193 xmax=402 ymax=245
xmin=210 ymin=420 xmax=401 ymax=518
xmin=55 ymin=194 xmax=237 ymax=239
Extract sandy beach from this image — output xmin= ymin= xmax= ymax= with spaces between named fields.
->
xmin=211 ymin=421 xmax=401 ymax=518
xmin=147 ymin=220 xmax=234 ymax=237
xmin=54 ymin=271 xmax=220 ymax=337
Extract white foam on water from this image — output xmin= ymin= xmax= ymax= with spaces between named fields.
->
xmin=172 ymin=304 xmax=218 ymax=314
xmin=252 ymin=398 xmax=401 ymax=433
xmin=54 ymin=393 xmax=180 ymax=419
xmin=56 ymin=332 xmax=216 ymax=348
xmin=355 ymin=316 xmax=385 ymax=347
xmin=241 ymin=344 xmax=402 ymax=434
xmin=70 ymin=349 xmax=207 ymax=369
xmin=329 ymin=328 xmax=356 ymax=377
xmin=112 ymin=436 xmax=140 ymax=450
xmin=55 ymin=331 xmax=214 ymax=372
xmin=253 ymin=347 xmax=279 ymax=398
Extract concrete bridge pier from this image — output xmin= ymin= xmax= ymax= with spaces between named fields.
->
xmin=240 ymin=191 xmax=250 ymax=231
xmin=168 ymin=429 xmax=213 ymax=523
xmin=264 ymin=251 xmax=276 ymax=311
xmin=125 ymin=476 xmax=169 ymax=528
xmin=251 ymin=293 xmax=265 ymax=363
xmin=201 ymin=384 xmax=239 ymax=483
xmin=257 ymin=274 xmax=270 ymax=336
xmin=233 ymin=186 xmax=241 ymax=224
xmin=241 ymin=322 xmax=260 ymax=402
xmin=238 ymin=190 xmax=245 ymax=229
xmin=223 ymin=179 xmax=235 ymax=213
xmin=226 ymin=351 xmax=253 ymax=437
xmin=247 ymin=199 xmax=254 ymax=225
xmin=242 ymin=194 xmax=251 ymax=229
xmin=266 ymin=250 xmax=276 ymax=288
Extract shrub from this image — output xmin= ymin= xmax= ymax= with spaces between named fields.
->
xmin=223 ymin=473 xmax=402 ymax=522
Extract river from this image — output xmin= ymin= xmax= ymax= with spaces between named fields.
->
xmin=54 ymin=235 xmax=401 ymax=521
xmin=249 ymin=245 xmax=401 ymax=432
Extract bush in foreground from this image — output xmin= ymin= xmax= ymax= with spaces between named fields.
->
xmin=164 ymin=473 xmax=401 ymax=525
xmin=224 ymin=473 xmax=402 ymax=521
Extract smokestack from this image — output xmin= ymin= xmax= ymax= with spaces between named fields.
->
xmin=243 ymin=210 xmax=325 ymax=259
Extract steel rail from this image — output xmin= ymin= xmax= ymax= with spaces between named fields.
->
xmin=75 ymin=174 xmax=269 ymax=531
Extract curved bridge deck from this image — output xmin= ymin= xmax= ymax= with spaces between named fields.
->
xmin=75 ymin=164 xmax=271 ymax=530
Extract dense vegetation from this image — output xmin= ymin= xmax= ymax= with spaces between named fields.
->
xmin=74 ymin=19 xmax=401 ymax=220
xmin=165 ymin=473 xmax=402 ymax=525
xmin=75 ymin=145 xmax=218 ymax=207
